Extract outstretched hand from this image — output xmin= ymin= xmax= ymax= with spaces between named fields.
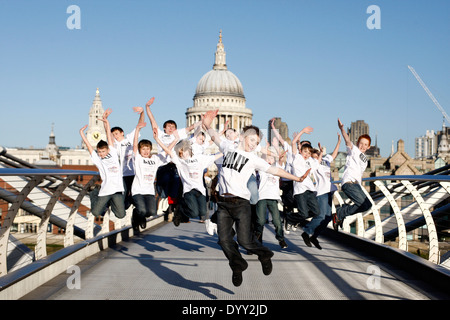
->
xmin=103 ymin=108 xmax=112 ymax=119
xmin=80 ymin=124 xmax=88 ymax=133
xmin=337 ymin=118 xmax=344 ymax=130
xmin=202 ymin=109 xmax=219 ymax=129
xmin=146 ymin=97 xmax=155 ymax=107
xmin=302 ymin=126 xmax=313 ymax=134
xmin=298 ymin=168 xmax=311 ymax=182
xmin=137 ymin=121 xmax=146 ymax=129
xmin=133 ymin=106 xmax=144 ymax=114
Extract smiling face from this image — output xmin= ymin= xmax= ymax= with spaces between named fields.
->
xmin=139 ymin=145 xmax=152 ymax=158
xmin=243 ymin=133 xmax=260 ymax=152
xmin=96 ymin=146 xmax=110 ymax=159
xmin=111 ymin=129 xmax=125 ymax=142
xmin=357 ymin=137 xmax=370 ymax=153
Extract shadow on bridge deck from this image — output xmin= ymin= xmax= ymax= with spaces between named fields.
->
xmin=21 ymin=218 xmax=449 ymax=301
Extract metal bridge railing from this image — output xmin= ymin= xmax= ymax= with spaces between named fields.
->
xmin=331 ymin=173 xmax=450 ymax=267
xmin=0 ymin=168 xmax=168 ymax=277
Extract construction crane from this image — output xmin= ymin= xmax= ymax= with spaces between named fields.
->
xmin=408 ymin=65 xmax=450 ymax=124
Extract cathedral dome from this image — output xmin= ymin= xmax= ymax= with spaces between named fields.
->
xmin=186 ymin=31 xmax=252 ymax=136
xmin=195 ymin=69 xmax=244 ymax=99
xmin=194 ymin=31 xmax=245 ymax=100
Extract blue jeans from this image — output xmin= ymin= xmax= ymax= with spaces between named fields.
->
xmin=217 ymin=197 xmax=274 ymax=273
xmin=336 ymin=183 xmax=372 ymax=220
xmin=247 ymin=174 xmax=259 ymax=205
xmin=303 ymin=192 xmax=332 ymax=235
xmin=90 ymin=188 xmax=126 ymax=219
xmin=286 ymin=191 xmax=319 ymax=225
xmin=256 ymin=199 xmax=284 ymax=241
xmin=181 ymin=189 xmax=207 ymax=219
xmin=132 ymin=194 xmax=157 ymax=217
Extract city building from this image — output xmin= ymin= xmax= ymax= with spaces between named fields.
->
xmin=348 ymin=120 xmax=369 ymax=146
xmin=415 ymin=130 xmax=436 ymax=159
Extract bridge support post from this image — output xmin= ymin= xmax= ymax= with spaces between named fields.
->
xmin=35 ymin=175 xmax=77 ymax=260
xmin=0 ymin=176 xmax=44 ymax=275
xmin=401 ymin=180 xmax=440 ymax=264
xmin=64 ymin=175 xmax=99 ymax=247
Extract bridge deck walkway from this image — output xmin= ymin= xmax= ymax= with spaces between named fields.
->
xmin=21 ymin=218 xmax=435 ymax=300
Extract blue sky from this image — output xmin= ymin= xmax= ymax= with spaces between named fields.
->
xmin=1 ymin=0 xmax=449 ymax=158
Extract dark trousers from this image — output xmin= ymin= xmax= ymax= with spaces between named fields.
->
xmin=156 ymin=163 xmax=182 ymax=199
xmin=217 ymin=197 xmax=274 ymax=273
xmin=286 ymin=191 xmax=319 ymax=226
xmin=336 ymin=183 xmax=372 ymax=221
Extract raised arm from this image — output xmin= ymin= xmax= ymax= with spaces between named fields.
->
xmin=330 ymin=133 xmax=342 ymax=159
xmin=291 ymin=126 xmax=313 ymax=154
xmin=133 ymin=121 xmax=146 ymax=154
xmin=152 ymin=127 xmax=178 ymax=158
xmin=266 ymin=166 xmax=311 ymax=183
xmin=145 ymin=97 xmax=158 ymax=131
xmin=337 ymin=118 xmax=352 ymax=148
xmin=270 ymin=118 xmax=286 ymax=145
xmin=99 ymin=108 xmax=114 ymax=146
xmin=79 ymin=125 xmax=94 ymax=154
xmin=202 ymin=109 xmax=222 ymax=146
xmin=132 ymin=106 xmax=145 ymax=125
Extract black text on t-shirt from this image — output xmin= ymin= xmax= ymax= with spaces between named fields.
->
xmin=222 ymin=151 xmax=249 ymax=173
xmin=359 ymin=153 xmax=367 ymax=163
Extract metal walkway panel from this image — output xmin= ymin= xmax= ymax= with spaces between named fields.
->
xmin=22 ymin=219 xmax=431 ymax=300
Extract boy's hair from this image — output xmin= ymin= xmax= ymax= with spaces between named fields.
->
xmin=311 ymin=148 xmax=320 ymax=156
xmin=111 ymin=127 xmax=124 ymax=134
xmin=138 ymin=139 xmax=152 ymax=151
xmin=225 ymin=128 xmax=236 ymax=134
xmin=163 ymin=120 xmax=177 ymax=129
xmin=357 ymin=134 xmax=371 ymax=146
xmin=196 ymin=131 xmax=206 ymax=137
xmin=174 ymin=139 xmax=192 ymax=157
xmin=241 ymin=125 xmax=262 ymax=139
xmin=300 ymin=144 xmax=313 ymax=153
xmin=96 ymin=140 xmax=109 ymax=150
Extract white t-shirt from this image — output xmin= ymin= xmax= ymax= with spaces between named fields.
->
xmin=281 ymin=141 xmax=294 ymax=181
xmin=91 ymin=147 xmax=124 ymax=196
xmin=157 ymin=127 xmax=188 ymax=158
xmin=341 ymin=144 xmax=368 ymax=185
xmin=258 ymin=163 xmax=281 ymax=201
xmin=189 ymin=137 xmax=207 ymax=155
xmin=292 ymin=154 xmax=316 ymax=195
xmin=171 ymin=153 xmax=216 ymax=196
xmin=310 ymin=154 xmax=337 ymax=196
xmin=131 ymin=153 xmax=167 ymax=196
xmin=114 ymin=129 xmax=137 ymax=177
xmin=218 ymin=140 xmax=271 ymax=200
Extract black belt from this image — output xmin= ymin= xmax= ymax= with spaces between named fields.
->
xmin=218 ymin=196 xmax=243 ymax=203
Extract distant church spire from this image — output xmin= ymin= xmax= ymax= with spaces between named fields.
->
xmin=213 ymin=30 xmax=227 ymax=70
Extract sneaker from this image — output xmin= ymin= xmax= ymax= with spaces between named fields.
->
xmin=332 ymin=213 xmax=343 ymax=231
xmin=140 ymin=216 xmax=147 ymax=229
xmin=173 ymin=211 xmax=182 ymax=227
xmin=284 ymin=220 xmax=291 ymax=234
xmin=292 ymin=223 xmax=298 ymax=231
xmin=205 ymin=219 xmax=217 ymax=235
xmin=260 ymin=258 xmax=273 ymax=276
xmin=310 ymin=236 xmax=322 ymax=250
xmin=232 ymin=272 xmax=243 ymax=287
xmin=301 ymin=232 xmax=312 ymax=247
xmin=279 ymin=240 xmax=288 ymax=249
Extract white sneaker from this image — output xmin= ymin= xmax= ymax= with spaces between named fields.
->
xmin=205 ymin=219 xmax=217 ymax=236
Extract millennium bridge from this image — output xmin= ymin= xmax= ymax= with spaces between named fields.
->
xmin=0 ymin=148 xmax=449 ymax=305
